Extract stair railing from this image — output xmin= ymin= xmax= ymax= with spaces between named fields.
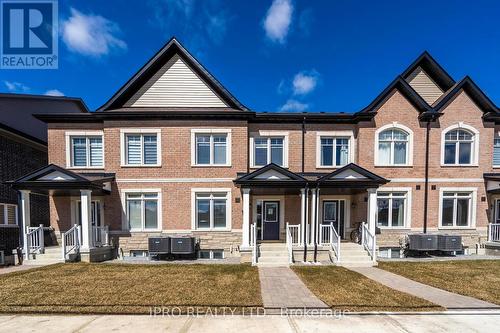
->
xmin=361 ymin=222 xmax=376 ymax=262
xmin=329 ymin=224 xmax=341 ymax=263
xmin=61 ymin=225 xmax=81 ymax=261
xmin=26 ymin=224 xmax=44 ymax=257
xmin=250 ymin=222 xmax=257 ymax=265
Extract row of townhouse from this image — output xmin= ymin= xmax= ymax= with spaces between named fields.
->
xmin=11 ymin=38 xmax=500 ymax=264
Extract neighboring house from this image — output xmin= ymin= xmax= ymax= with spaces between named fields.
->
xmin=0 ymin=94 xmax=87 ymax=240
xmin=10 ymin=38 xmax=500 ymax=265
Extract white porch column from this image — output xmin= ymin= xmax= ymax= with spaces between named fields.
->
xmin=80 ymin=190 xmax=93 ymax=251
xmin=310 ymin=189 xmax=317 ymax=245
xmin=241 ymin=188 xmax=251 ymax=248
xmin=20 ymin=190 xmax=31 ymax=260
xmin=300 ymin=188 xmax=306 ymax=244
xmin=367 ymin=188 xmax=377 ymax=235
xmin=316 ymin=188 xmax=320 ymax=244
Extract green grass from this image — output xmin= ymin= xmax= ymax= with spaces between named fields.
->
xmin=293 ymin=266 xmax=443 ymax=311
xmin=0 ymin=263 xmax=262 ymax=314
xmin=378 ymin=260 xmax=500 ymax=305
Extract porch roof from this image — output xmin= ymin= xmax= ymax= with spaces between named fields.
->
xmin=234 ymin=163 xmax=388 ymax=190
xmin=6 ymin=164 xmax=114 ymax=196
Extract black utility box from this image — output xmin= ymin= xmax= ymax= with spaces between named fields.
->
xmin=408 ymin=234 xmax=438 ymax=251
xmin=437 ymin=235 xmax=462 ymax=252
xmin=0 ymin=225 xmax=20 ymax=253
xmin=170 ymin=237 xmax=196 ymax=254
xmin=148 ymin=237 xmax=170 ymax=255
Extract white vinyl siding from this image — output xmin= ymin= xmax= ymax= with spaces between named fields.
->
xmin=406 ymin=67 xmax=444 ymax=104
xmin=126 ymin=54 xmax=228 ymax=108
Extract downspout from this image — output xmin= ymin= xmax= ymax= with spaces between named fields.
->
xmin=313 ymin=183 xmax=319 ymax=262
xmin=246 ymin=125 xmax=250 ymax=174
xmin=302 ymin=116 xmax=307 ymax=261
xmin=423 ymin=119 xmax=431 ymax=234
xmin=301 ymin=116 xmax=306 ymax=173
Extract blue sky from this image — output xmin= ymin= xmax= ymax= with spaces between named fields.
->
xmin=1 ymin=0 xmax=499 ymax=112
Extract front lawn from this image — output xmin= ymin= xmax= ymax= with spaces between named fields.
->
xmin=292 ymin=266 xmax=442 ymax=311
xmin=378 ymin=260 xmax=500 ymax=305
xmin=0 ymin=263 xmax=262 ymax=314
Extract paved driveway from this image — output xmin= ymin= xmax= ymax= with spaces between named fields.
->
xmin=0 ymin=313 xmax=499 ymax=333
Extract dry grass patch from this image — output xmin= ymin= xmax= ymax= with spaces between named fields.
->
xmin=293 ymin=266 xmax=442 ymax=312
xmin=378 ymin=260 xmax=500 ymax=305
xmin=0 ymin=263 xmax=262 ymax=314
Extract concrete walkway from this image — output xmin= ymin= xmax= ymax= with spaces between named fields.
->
xmin=258 ymin=267 xmax=328 ymax=309
xmin=1 ymin=314 xmax=500 ymax=333
xmin=0 ymin=265 xmax=41 ymax=275
xmin=350 ymin=267 xmax=500 ymax=310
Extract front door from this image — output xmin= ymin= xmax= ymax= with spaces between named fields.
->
xmin=77 ymin=200 xmax=101 ymax=227
xmin=263 ymin=201 xmax=280 ymax=240
xmin=323 ymin=200 xmax=345 ymax=239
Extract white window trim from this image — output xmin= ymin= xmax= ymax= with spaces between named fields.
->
xmin=374 ymin=123 xmax=413 ymax=167
xmin=438 ymin=187 xmax=477 ymax=229
xmin=249 ymin=131 xmax=289 ymax=168
xmin=120 ymin=188 xmax=162 ymax=232
xmin=120 ymin=129 xmax=162 ymax=167
xmin=65 ymin=131 xmax=105 ymax=169
xmin=440 ymin=123 xmax=479 ymax=167
xmin=190 ymin=129 xmax=232 ymax=167
xmin=315 ymin=131 xmax=355 ymax=168
xmin=0 ymin=203 xmax=18 ymax=225
xmin=376 ymin=187 xmax=412 ymax=229
xmin=191 ymin=188 xmax=232 ymax=231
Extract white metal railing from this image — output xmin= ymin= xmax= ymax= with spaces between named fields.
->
xmin=319 ymin=224 xmax=331 ymax=245
xmin=26 ymin=224 xmax=44 ymax=256
xmin=488 ymin=223 xmax=500 ymax=242
xmin=250 ymin=223 xmax=257 ymax=265
xmin=361 ymin=222 xmax=376 ymax=262
xmin=286 ymin=223 xmax=293 ymax=264
xmin=62 ymin=225 xmax=81 ymax=261
xmin=329 ymin=224 xmax=341 ymax=263
xmin=93 ymin=225 xmax=109 ymax=247
xmin=287 ymin=224 xmax=301 ymax=246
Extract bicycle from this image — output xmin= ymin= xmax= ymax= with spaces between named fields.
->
xmin=350 ymin=222 xmax=362 ymax=244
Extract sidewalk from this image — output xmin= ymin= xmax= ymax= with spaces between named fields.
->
xmin=0 ymin=265 xmax=41 ymax=275
xmin=1 ymin=313 xmax=499 ymax=333
xmin=349 ymin=267 xmax=500 ymax=310
xmin=258 ymin=267 xmax=328 ymax=309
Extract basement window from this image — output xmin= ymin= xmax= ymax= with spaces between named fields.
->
xmin=198 ymin=249 xmax=224 ymax=259
xmin=378 ymin=247 xmax=401 ymax=259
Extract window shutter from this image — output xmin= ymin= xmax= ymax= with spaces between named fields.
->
xmin=143 ymin=135 xmax=158 ymax=165
xmin=127 ymin=135 xmax=142 ymax=165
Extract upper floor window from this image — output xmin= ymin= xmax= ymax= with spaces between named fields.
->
xmin=494 ymin=138 xmax=500 ymax=167
xmin=320 ymin=137 xmax=349 ymax=167
xmin=66 ymin=132 xmax=104 ymax=168
xmin=441 ymin=124 xmax=478 ymax=166
xmin=191 ymin=129 xmax=231 ymax=167
xmin=252 ymin=136 xmax=286 ymax=167
xmin=376 ymin=128 xmax=410 ymax=166
xmin=120 ymin=129 xmax=161 ymax=167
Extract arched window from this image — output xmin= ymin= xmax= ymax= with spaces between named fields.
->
xmin=443 ymin=129 xmax=475 ymax=165
xmin=377 ymin=128 xmax=409 ymax=165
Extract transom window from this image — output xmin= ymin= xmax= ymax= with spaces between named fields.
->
xmin=195 ymin=192 xmax=228 ymax=230
xmin=377 ymin=129 xmax=409 ymax=165
xmin=320 ymin=137 xmax=349 ymax=167
xmin=126 ymin=192 xmax=159 ymax=231
xmin=253 ymin=137 xmax=284 ymax=167
xmin=70 ymin=136 xmax=103 ymax=167
xmin=444 ymin=129 xmax=474 ymax=165
xmin=195 ymin=134 xmax=228 ymax=165
xmin=125 ymin=134 xmax=158 ymax=166
xmin=0 ymin=204 xmax=17 ymax=225
xmin=376 ymin=192 xmax=407 ymax=228
xmin=441 ymin=191 xmax=472 ymax=227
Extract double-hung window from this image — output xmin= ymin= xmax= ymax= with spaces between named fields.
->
xmin=493 ymin=138 xmax=500 ymax=167
xmin=376 ymin=192 xmax=407 ymax=228
xmin=443 ymin=129 xmax=474 ymax=165
xmin=194 ymin=192 xmax=229 ymax=230
xmin=195 ymin=134 xmax=228 ymax=165
xmin=69 ymin=136 xmax=103 ymax=168
xmin=0 ymin=204 xmax=17 ymax=225
xmin=125 ymin=192 xmax=160 ymax=231
xmin=440 ymin=191 xmax=472 ymax=227
xmin=320 ymin=137 xmax=349 ymax=167
xmin=253 ymin=136 xmax=285 ymax=167
xmin=377 ymin=129 xmax=409 ymax=165
xmin=122 ymin=130 xmax=160 ymax=166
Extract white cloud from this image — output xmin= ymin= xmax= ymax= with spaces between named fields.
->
xmin=61 ymin=8 xmax=127 ymax=57
xmin=292 ymin=70 xmax=319 ymax=95
xmin=4 ymin=81 xmax=30 ymax=92
xmin=45 ymin=89 xmax=64 ymax=97
xmin=263 ymin=0 xmax=293 ymax=43
xmin=280 ymin=99 xmax=308 ymax=112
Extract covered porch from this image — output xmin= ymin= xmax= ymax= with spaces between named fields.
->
xmin=9 ymin=164 xmax=115 ymax=262
xmin=234 ymin=163 xmax=388 ymax=265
